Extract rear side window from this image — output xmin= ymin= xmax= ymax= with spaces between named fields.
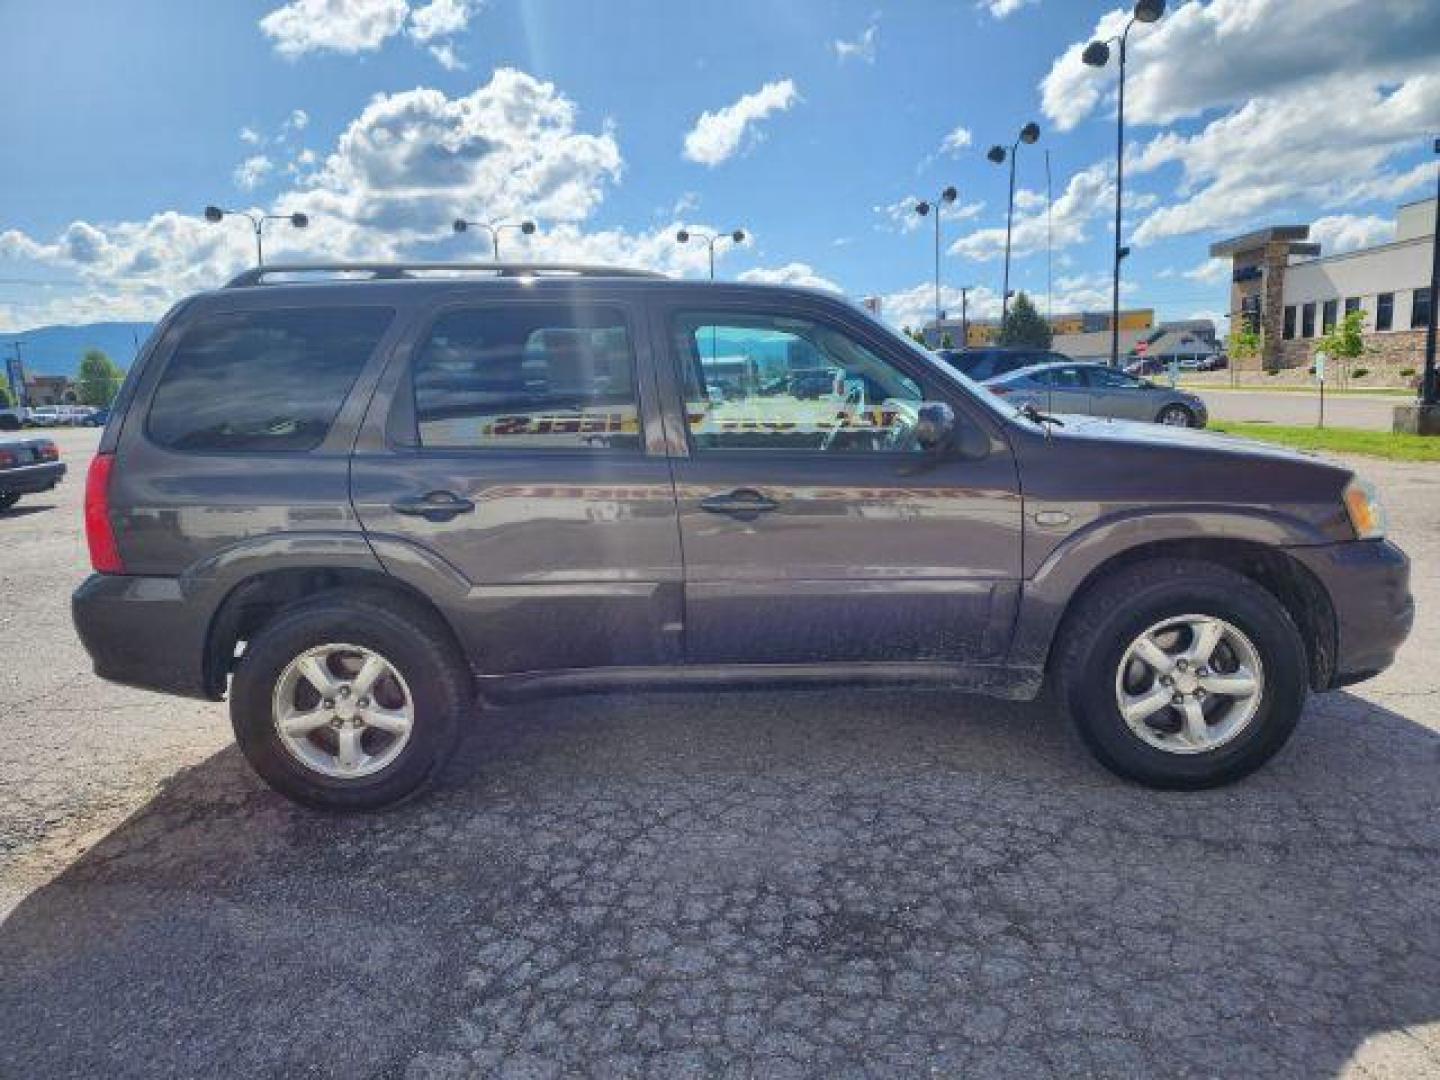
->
xmin=148 ymin=307 xmax=392 ymax=452
xmin=411 ymin=304 xmax=639 ymax=451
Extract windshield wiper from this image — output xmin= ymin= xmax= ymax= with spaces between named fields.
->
xmin=1019 ymin=402 xmax=1064 ymax=428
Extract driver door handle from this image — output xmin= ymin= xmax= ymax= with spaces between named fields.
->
xmin=700 ymin=488 xmax=778 ymax=517
xmin=392 ymin=490 xmax=476 ymax=522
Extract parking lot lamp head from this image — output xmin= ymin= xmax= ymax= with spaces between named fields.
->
xmin=203 ymin=205 xmax=224 ymax=223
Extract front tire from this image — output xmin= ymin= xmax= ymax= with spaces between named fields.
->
xmin=1057 ymin=559 xmax=1308 ymax=789
xmin=230 ymin=592 xmax=471 ymax=810
xmin=1156 ymin=404 xmax=1195 ymax=427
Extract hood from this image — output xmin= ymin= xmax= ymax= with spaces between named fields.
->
xmin=1048 ymin=414 xmax=1326 ymax=467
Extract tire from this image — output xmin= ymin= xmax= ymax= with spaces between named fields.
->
xmin=0 ymin=493 xmax=20 ymax=511
xmin=1156 ymin=404 xmax=1195 ymax=427
xmin=229 ymin=591 xmax=471 ymax=810
xmin=1056 ymin=558 xmax=1307 ymax=789
xmin=0 ymin=416 xmax=19 ymax=432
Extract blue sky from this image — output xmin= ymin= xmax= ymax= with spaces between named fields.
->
xmin=1 ymin=0 xmax=1436 ymax=334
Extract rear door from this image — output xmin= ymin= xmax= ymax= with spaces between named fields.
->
xmin=651 ymin=292 xmax=1024 ymax=667
xmin=350 ymin=289 xmax=683 ymax=675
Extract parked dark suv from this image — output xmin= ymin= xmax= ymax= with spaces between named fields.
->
xmin=73 ymin=264 xmax=1413 ymax=809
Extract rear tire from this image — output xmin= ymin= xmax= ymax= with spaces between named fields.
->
xmin=230 ymin=592 xmax=471 ymax=810
xmin=1057 ymin=558 xmax=1307 ymax=789
xmin=0 ymin=493 xmax=20 ymax=511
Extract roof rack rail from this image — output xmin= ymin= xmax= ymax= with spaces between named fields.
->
xmin=223 ymin=262 xmax=666 ymax=288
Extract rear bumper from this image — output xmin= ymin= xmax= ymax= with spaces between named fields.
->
xmin=71 ymin=574 xmax=215 ymax=700
xmin=1 ymin=461 xmax=65 ymax=495
xmin=1288 ymin=539 xmax=1413 ymax=688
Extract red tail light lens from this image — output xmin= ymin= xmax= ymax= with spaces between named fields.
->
xmin=39 ymin=441 xmax=59 ymax=462
xmin=84 ymin=452 xmax=125 ymax=574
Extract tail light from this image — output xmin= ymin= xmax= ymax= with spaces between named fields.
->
xmin=84 ymin=452 xmax=125 ymax=574
xmin=0 ymin=449 xmax=15 ymax=468
xmin=38 ymin=441 xmax=59 ymax=462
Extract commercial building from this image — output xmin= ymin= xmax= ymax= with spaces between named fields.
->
xmin=921 ymin=308 xmax=1153 ymax=349
xmin=920 ymin=306 xmax=1219 ymax=367
xmin=1210 ymin=197 xmax=1436 ymax=373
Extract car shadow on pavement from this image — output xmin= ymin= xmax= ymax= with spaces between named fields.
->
xmin=0 ymin=504 xmax=57 ymax=519
xmin=2 ymin=687 xmax=1438 ymax=1078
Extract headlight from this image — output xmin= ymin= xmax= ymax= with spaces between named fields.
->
xmin=1343 ymin=478 xmax=1387 ymax=540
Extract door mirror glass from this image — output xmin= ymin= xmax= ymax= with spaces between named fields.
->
xmin=914 ymin=402 xmax=955 ymax=451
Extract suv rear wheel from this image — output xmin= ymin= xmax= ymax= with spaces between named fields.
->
xmin=230 ymin=592 xmax=470 ymax=809
xmin=1057 ymin=558 xmax=1307 ymax=789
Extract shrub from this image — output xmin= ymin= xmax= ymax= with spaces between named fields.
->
xmin=1351 ymin=367 xmax=1369 ymax=379
xmin=1266 ymin=368 xmax=1280 ymax=376
xmin=1399 ymin=367 xmax=1416 ymax=378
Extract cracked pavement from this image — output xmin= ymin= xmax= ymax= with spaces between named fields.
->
xmin=2 ymin=428 xmax=1438 ymax=1078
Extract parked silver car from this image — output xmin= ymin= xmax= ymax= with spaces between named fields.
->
xmin=985 ymin=361 xmax=1208 ymax=427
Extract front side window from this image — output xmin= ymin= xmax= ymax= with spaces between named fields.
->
xmin=412 ymin=305 xmax=639 ymax=451
xmin=1088 ymin=367 xmax=1142 ymax=389
xmin=148 ymin=307 xmax=393 ymax=452
xmin=1376 ymin=292 xmax=1394 ymax=331
xmin=1412 ymin=287 xmax=1433 ymax=330
xmin=675 ymin=312 xmax=924 ymax=452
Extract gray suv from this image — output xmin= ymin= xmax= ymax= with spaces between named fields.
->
xmin=72 ymin=264 xmax=1413 ymax=809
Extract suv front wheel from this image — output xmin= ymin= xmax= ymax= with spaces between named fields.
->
xmin=1058 ymin=558 xmax=1308 ymax=789
xmin=230 ymin=592 xmax=470 ymax=809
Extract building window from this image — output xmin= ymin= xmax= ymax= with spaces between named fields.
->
xmin=1283 ymin=306 xmax=1297 ymax=340
xmin=1301 ymin=302 xmax=1315 ymax=338
xmin=1413 ymin=287 xmax=1433 ymax=330
xmin=1344 ymin=297 xmax=1361 ymax=317
xmin=1321 ymin=299 xmax=1337 ymax=334
xmin=1376 ymin=292 xmax=1394 ymax=332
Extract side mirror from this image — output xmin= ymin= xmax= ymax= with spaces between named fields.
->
xmin=915 ymin=402 xmax=956 ymax=452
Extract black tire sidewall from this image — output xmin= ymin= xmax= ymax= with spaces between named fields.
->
xmin=1068 ymin=571 xmax=1307 ymax=788
xmin=0 ymin=493 xmax=20 ymax=510
xmin=230 ymin=600 xmax=464 ymax=810
xmin=1158 ymin=405 xmax=1194 ymax=427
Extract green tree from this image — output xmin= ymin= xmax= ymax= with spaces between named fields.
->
xmin=0 ymin=383 xmax=14 ymax=408
xmin=76 ymin=348 xmax=125 ymax=407
xmin=1229 ymin=323 xmax=1262 ymax=365
xmin=998 ymin=292 xmax=1052 ymax=348
xmin=940 ymin=332 xmax=954 ymax=349
xmin=1315 ymin=309 xmax=1366 ymax=385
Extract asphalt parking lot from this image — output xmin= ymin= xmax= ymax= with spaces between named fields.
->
xmin=2 ymin=427 xmax=1438 ymax=1078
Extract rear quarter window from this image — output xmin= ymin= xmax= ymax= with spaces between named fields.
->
xmin=147 ymin=307 xmax=393 ymax=452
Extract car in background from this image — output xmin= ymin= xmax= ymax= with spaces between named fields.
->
xmin=26 ymin=405 xmax=63 ymax=427
xmin=0 ymin=404 xmax=27 ymax=432
xmin=84 ymin=408 xmax=111 ymax=427
xmin=986 ymin=361 xmax=1209 ymax=427
xmin=938 ymin=346 xmax=1074 ymax=383
xmin=0 ymin=434 xmax=64 ymax=510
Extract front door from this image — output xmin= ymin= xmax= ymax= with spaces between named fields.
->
xmin=1084 ymin=364 xmax=1151 ymax=420
xmin=351 ymin=294 xmax=682 ymax=674
xmin=653 ymin=298 xmax=1024 ymax=667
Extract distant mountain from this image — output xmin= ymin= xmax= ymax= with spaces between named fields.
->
xmin=0 ymin=322 xmax=155 ymax=377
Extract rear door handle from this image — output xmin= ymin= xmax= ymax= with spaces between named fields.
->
xmin=700 ymin=488 xmax=778 ymax=519
xmin=391 ymin=490 xmax=476 ymax=522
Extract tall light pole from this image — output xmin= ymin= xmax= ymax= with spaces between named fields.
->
xmin=986 ymin=122 xmax=1041 ymax=326
xmin=453 ymin=217 xmax=537 ymax=260
xmin=204 ymin=206 xmax=309 ymax=267
xmin=914 ymin=186 xmax=958 ymax=340
xmin=676 ymin=228 xmax=746 ymax=280
xmin=1083 ymin=0 xmax=1166 ymax=366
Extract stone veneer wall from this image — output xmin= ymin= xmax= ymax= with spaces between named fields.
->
xmin=1269 ymin=329 xmax=1428 ymax=385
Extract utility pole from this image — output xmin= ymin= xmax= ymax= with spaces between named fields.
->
xmin=960 ymin=287 xmax=972 ymax=349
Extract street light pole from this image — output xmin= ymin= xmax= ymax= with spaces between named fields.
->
xmin=1423 ymin=136 xmax=1439 ymax=409
xmin=987 ymin=123 xmax=1041 ymax=325
xmin=1084 ymin=0 xmax=1165 ymax=366
xmin=204 ymin=206 xmax=310 ymax=267
xmin=914 ymin=187 xmax=958 ymax=336
xmin=453 ymin=218 xmax=537 ymax=260
xmin=675 ymin=228 xmax=747 ymax=280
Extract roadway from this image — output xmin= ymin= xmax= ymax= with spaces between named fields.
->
xmin=1193 ymin=388 xmax=1402 ymax=431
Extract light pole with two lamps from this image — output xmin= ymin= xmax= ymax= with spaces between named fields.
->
xmin=1082 ymin=0 xmax=1166 ymax=366
xmin=453 ymin=217 xmax=537 ymax=260
xmin=676 ymin=228 xmax=746 ymax=280
xmin=913 ymin=186 xmax=958 ymax=340
xmin=204 ymin=206 xmax=309 ymax=267
xmin=986 ymin=122 xmax=1041 ymax=326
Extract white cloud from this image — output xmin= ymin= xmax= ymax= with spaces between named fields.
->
xmin=1129 ymin=73 xmax=1439 ymax=244
xmin=939 ymin=126 xmax=973 ymax=156
xmin=876 ymin=195 xmax=984 ymax=235
xmin=682 ymin=79 xmax=799 ymax=167
xmin=1041 ymin=0 xmax=1440 ymax=133
xmin=407 ymin=0 xmax=482 ymax=40
xmin=239 ymin=126 xmax=263 ymax=146
xmin=880 ymin=283 xmax=1004 ymax=332
xmin=738 ymin=262 xmax=843 ymax=292
xmin=1013 ymin=188 xmax=1046 ymax=212
xmin=259 ymin=0 xmax=410 ymax=58
xmin=982 ymin=0 xmax=1038 ymax=17
xmin=1183 ymin=257 xmax=1230 ymax=285
xmin=949 ymin=161 xmax=1112 ymax=260
xmin=233 ymin=155 xmax=275 ymax=191
xmin=1308 ymin=213 xmax=1395 ymax=255
xmin=284 ymin=109 xmax=309 ymax=134
xmin=832 ymin=21 xmax=878 ymax=63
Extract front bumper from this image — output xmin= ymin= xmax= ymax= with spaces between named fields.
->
xmin=72 ymin=574 xmax=215 ymax=700
xmin=1289 ymin=539 xmax=1413 ymax=688
xmin=0 ymin=461 xmax=65 ymax=495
